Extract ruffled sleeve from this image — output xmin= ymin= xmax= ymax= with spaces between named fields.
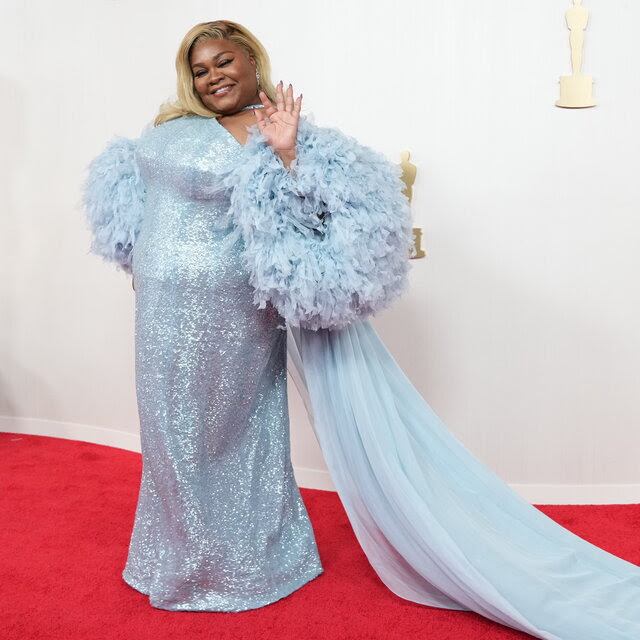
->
xmin=82 ymin=136 xmax=146 ymax=275
xmin=221 ymin=116 xmax=414 ymax=331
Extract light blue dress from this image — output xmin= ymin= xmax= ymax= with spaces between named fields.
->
xmin=84 ymin=114 xmax=323 ymax=611
xmin=83 ymin=112 xmax=640 ymax=638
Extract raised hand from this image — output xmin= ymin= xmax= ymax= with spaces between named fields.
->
xmin=253 ymin=80 xmax=302 ymax=163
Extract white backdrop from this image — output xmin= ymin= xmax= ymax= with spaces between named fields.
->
xmin=1 ymin=0 xmax=638 ymax=503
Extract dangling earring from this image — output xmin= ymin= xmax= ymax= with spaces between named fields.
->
xmin=255 ymin=70 xmax=261 ymax=88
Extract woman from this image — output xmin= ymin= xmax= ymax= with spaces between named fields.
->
xmin=83 ymin=19 xmax=640 ymax=640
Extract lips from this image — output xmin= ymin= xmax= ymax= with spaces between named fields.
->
xmin=211 ymin=84 xmax=234 ymax=96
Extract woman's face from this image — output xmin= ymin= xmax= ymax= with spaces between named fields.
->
xmin=190 ymin=38 xmax=259 ymax=115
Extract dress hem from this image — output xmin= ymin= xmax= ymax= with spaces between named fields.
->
xmin=121 ymin=564 xmax=324 ymax=612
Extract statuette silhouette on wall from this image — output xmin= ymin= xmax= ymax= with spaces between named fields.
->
xmin=556 ymin=0 xmax=596 ymax=108
xmin=399 ymin=150 xmax=425 ymax=259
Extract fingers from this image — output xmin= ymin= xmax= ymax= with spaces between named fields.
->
xmin=252 ymin=105 xmax=267 ymax=132
xmin=260 ymin=80 xmax=303 ymax=117
xmin=258 ymin=89 xmax=277 ymax=120
xmin=285 ymin=83 xmax=294 ymax=112
xmin=278 ymin=80 xmax=301 ymax=114
xmin=276 ymin=80 xmax=285 ymax=112
xmin=282 ymin=81 xmax=301 ymax=115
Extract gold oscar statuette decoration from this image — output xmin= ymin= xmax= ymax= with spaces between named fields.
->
xmin=556 ymin=0 xmax=596 ymax=108
xmin=399 ymin=150 xmax=425 ymax=259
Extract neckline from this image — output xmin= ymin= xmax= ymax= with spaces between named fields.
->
xmin=213 ymin=116 xmax=250 ymax=148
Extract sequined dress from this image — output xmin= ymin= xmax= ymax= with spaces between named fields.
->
xmin=120 ymin=114 xmax=323 ymax=611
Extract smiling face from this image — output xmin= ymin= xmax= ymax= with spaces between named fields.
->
xmin=189 ymin=38 xmax=259 ymax=115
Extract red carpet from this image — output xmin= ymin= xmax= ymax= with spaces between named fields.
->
xmin=1 ymin=431 xmax=639 ymax=640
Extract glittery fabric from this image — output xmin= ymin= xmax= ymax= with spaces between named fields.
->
xmin=122 ymin=115 xmax=323 ymax=611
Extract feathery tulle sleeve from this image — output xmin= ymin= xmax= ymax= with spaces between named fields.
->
xmin=82 ymin=136 xmax=146 ymax=275
xmin=222 ymin=116 xmax=414 ymax=331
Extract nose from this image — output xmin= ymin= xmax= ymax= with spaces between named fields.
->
xmin=208 ymin=70 xmax=225 ymax=86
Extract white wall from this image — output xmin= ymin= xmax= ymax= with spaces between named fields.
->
xmin=1 ymin=0 xmax=638 ymax=503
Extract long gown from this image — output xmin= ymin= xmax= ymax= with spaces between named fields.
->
xmin=88 ymin=114 xmax=323 ymax=611
xmin=83 ymin=112 xmax=640 ymax=638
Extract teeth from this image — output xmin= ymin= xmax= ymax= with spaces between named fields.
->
xmin=214 ymin=85 xmax=232 ymax=94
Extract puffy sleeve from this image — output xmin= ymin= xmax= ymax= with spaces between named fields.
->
xmin=81 ymin=136 xmax=146 ymax=275
xmin=221 ymin=116 xmax=414 ymax=331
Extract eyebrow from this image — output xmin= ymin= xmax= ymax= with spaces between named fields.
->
xmin=191 ymin=51 xmax=233 ymax=69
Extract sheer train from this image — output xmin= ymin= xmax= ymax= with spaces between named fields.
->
xmin=286 ymin=319 xmax=640 ymax=640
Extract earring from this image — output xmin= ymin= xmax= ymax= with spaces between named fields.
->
xmin=255 ymin=70 xmax=261 ymax=87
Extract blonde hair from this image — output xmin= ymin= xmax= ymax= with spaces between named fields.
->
xmin=154 ymin=20 xmax=278 ymax=127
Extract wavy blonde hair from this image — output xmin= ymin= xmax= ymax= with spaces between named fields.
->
xmin=154 ymin=20 xmax=278 ymax=127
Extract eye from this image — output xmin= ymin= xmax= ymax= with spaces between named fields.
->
xmin=193 ymin=59 xmax=232 ymax=78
